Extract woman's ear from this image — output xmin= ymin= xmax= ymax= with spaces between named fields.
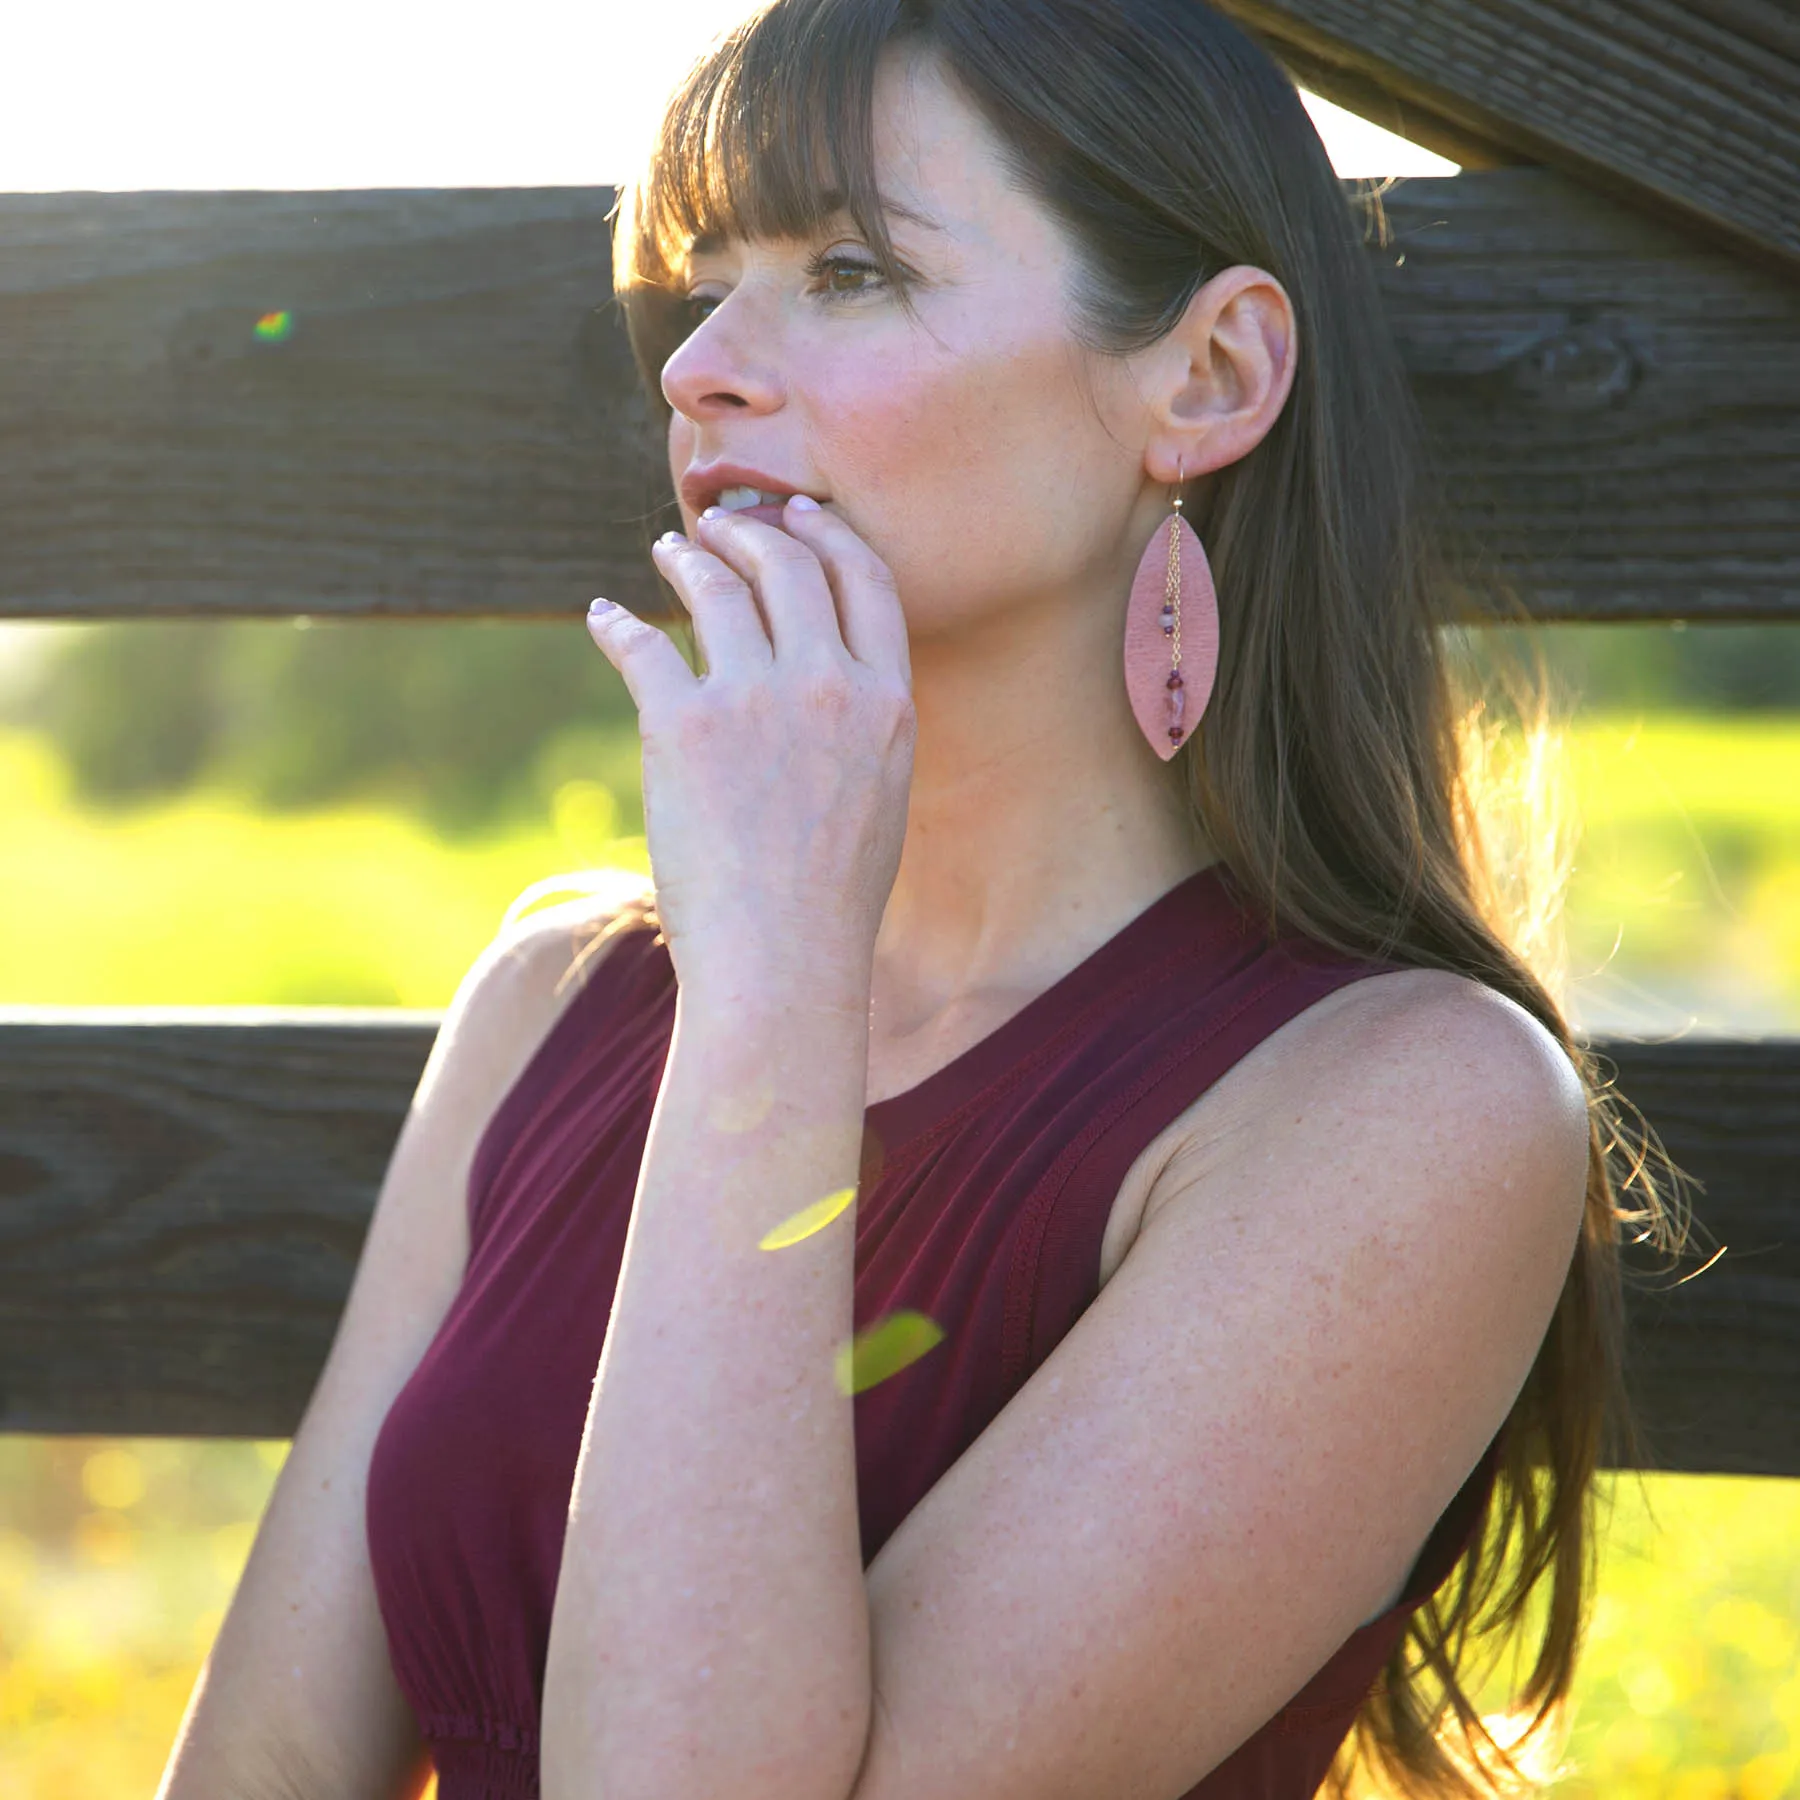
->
xmin=1146 ymin=265 xmax=1298 ymax=485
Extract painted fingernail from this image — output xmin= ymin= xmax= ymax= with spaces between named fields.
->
xmin=588 ymin=597 xmax=615 ymax=614
xmin=786 ymin=493 xmax=821 ymax=513
xmin=699 ymin=505 xmax=727 ymax=522
xmin=655 ymin=531 xmax=683 ymax=550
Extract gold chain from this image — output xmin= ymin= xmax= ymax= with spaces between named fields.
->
xmin=1165 ymin=497 xmax=1183 ymax=671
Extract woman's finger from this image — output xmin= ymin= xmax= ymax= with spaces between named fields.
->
xmin=692 ymin=506 xmax=845 ymax=663
xmin=585 ymin=598 xmax=699 ymax=715
xmin=774 ymin=499 xmax=912 ymax=686
xmin=651 ymin=531 xmax=774 ymax=676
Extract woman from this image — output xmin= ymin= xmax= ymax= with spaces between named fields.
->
xmin=158 ymin=3 xmax=1683 ymax=1798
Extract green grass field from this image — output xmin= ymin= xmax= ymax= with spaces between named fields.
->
xmin=3 ymin=714 xmax=1797 ymax=1798
xmin=1558 ymin=718 xmax=1800 ymax=1034
xmin=0 ymin=724 xmax=650 ymax=1009
xmin=3 ymin=713 xmax=1798 ymax=1030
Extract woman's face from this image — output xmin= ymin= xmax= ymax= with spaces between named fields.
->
xmin=660 ymin=46 xmax=1166 ymax=649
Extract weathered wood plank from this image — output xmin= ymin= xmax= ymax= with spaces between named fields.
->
xmin=0 ymin=188 xmax=666 ymax=622
xmin=0 ymin=1010 xmax=432 ymax=1440
xmin=1600 ymin=1040 xmax=1800 ymax=1478
xmin=1213 ymin=0 xmax=1800 ymax=276
xmin=1 ymin=1014 xmax=1795 ymax=1472
xmin=1373 ymin=172 xmax=1800 ymax=623
xmin=0 ymin=175 xmax=1795 ymax=625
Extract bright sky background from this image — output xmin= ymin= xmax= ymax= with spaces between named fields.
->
xmin=1 ymin=0 xmax=1455 ymax=190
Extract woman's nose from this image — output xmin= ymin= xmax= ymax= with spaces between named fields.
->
xmin=661 ymin=300 xmax=786 ymax=421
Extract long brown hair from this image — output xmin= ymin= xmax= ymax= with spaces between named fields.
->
xmin=605 ymin=1 xmax=1692 ymax=1790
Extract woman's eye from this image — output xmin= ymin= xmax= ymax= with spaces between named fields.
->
xmin=678 ymin=250 xmax=891 ymax=325
xmin=806 ymin=251 xmax=885 ymax=300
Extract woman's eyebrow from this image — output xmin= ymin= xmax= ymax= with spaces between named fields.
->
xmin=687 ymin=190 xmax=944 ymax=258
xmin=815 ymin=188 xmax=946 ymax=233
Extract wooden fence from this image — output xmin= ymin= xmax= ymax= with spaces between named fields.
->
xmin=2 ymin=0 xmax=1797 ymax=1478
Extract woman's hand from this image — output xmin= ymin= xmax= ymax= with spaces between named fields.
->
xmin=585 ymin=498 xmax=915 ymax=998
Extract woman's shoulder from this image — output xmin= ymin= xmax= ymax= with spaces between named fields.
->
xmin=493 ymin=869 xmax=660 ymax=982
xmin=421 ymin=873 xmax=661 ymax=1114
xmin=1284 ymin=964 xmax=1585 ymax=1115
xmin=1211 ymin=959 xmax=1579 ymax=1117
xmin=1143 ymin=964 xmax=1589 ymax=1237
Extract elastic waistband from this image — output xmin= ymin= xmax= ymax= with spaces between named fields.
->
xmin=424 ymin=1718 xmax=540 ymax=1799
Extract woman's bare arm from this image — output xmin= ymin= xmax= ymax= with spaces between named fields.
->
xmin=155 ymin=895 xmax=638 ymax=1800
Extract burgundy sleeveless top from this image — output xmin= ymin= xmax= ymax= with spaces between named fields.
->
xmin=366 ymin=861 xmax=1504 ymax=1799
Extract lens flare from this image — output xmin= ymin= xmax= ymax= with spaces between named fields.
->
xmin=758 ymin=1183 xmax=856 ymax=1250
xmin=253 ymin=311 xmax=293 ymax=342
xmin=834 ymin=1310 xmax=945 ymax=1397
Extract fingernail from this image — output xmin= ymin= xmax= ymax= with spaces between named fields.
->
xmin=588 ymin=597 xmax=615 ymax=614
xmin=699 ymin=506 xmax=726 ymax=522
xmin=654 ymin=531 xmax=683 ymax=551
xmin=786 ymin=493 xmax=821 ymax=513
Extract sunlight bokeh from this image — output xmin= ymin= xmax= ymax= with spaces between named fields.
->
xmin=6 ymin=1434 xmax=1798 ymax=1799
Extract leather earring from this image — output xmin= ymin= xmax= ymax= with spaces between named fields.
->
xmin=1123 ymin=457 xmax=1219 ymax=761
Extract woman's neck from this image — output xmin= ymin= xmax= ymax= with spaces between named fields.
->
xmin=869 ymin=694 xmax=1213 ymax=1041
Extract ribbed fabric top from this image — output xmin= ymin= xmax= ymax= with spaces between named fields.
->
xmin=365 ymin=860 xmax=1503 ymax=1799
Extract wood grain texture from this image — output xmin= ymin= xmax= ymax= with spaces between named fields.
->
xmin=1599 ymin=1040 xmax=1800 ymax=1477
xmin=2 ymin=1015 xmax=1795 ymax=1471
xmin=0 ymin=1010 xmax=431 ymax=1439
xmin=1377 ymin=172 xmax=1800 ymax=622
xmin=0 ymin=176 xmax=1795 ymax=625
xmin=0 ymin=188 xmax=667 ymax=623
xmin=1212 ymin=0 xmax=1800 ymax=275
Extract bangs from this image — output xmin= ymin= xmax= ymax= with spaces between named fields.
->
xmin=611 ymin=0 xmax=922 ymax=401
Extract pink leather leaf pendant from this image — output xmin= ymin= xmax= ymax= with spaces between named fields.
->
xmin=1124 ymin=511 xmax=1218 ymax=762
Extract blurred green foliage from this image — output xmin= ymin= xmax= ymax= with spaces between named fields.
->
xmin=1500 ymin=621 xmax=1800 ymax=717
xmin=2 ymin=680 xmax=1798 ymax=1033
xmin=1560 ymin=717 xmax=1800 ymax=1033
xmin=3 ymin=616 xmax=1795 ymax=843
xmin=0 ymin=727 xmax=649 ymax=1007
xmin=1 ymin=614 xmax=648 ymax=837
